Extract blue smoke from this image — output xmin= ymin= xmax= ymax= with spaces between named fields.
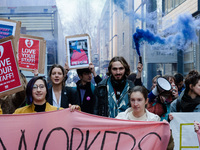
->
xmin=133 ymin=13 xmax=198 ymax=56
xmin=177 ymin=13 xmax=197 ymax=41
xmin=166 ymin=13 xmax=197 ymax=47
xmin=133 ymin=28 xmax=165 ymax=56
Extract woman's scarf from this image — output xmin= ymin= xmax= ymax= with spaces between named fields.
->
xmin=181 ymin=93 xmax=200 ymax=112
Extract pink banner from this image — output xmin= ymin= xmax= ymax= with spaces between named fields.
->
xmin=0 ymin=109 xmax=170 ymax=149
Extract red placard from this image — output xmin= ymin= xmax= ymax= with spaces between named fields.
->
xmin=18 ymin=37 xmax=40 ymax=70
xmin=0 ymin=40 xmax=21 ymax=93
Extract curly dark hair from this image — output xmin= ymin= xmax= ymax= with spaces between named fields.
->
xmin=106 ymin=56 xmax=130 ymax=77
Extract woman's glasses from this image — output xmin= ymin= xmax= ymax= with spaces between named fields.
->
xmin=33 ymin=84 xmax=45 ymax=90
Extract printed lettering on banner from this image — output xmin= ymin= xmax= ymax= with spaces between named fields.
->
xmin=0 ymin=109 xmax=170 ymax=149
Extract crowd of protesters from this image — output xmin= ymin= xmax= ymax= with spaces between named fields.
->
xmin=1 ymin=56 xmax=200 ymax=149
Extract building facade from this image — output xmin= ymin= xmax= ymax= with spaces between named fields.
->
xmin=0 ymin=0 xmax=64 ymax=79
xmin=162 ymin=0 xmax=200 ymax=76
xmin=98 ymin=0 xmax=136 ymax=75
xmin=98 ymin=0 xmax=200 ymax=89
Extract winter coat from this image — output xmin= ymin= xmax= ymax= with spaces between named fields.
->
xmin=76 ymin=81 xmax=95 ymax=114
xmin=170 ymin=90 xmax=200 ymax=112
xmin=94 ymin=77 xmax=134 ymax=118
xmin=75 ymin=75 xmax=102 ymax=114
xmin=13 ymin=102 xmax=62 ymax=114
xmin=47 ymin=86 xmax=79 ymax=108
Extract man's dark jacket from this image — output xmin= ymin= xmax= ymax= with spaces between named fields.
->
xmin=94 ymin=77 xmax=135 ymax=117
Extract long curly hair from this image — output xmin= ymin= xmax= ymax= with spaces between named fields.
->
xmin=106 ymin=56 xmax=130 ymax=77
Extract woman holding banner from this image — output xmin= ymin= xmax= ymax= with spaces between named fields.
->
xmin=116 ymin=86 xmax=174 ymax=149
xmin=47 ymin=64 xmax=80 ymax=109
xmin=116 ymin=86 xmax=160 ymax=121
xmin=13 ymin=76 xmax=63 ymax=113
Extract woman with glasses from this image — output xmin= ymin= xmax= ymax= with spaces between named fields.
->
xmin=13 ymin=76 xmax=63 ymax=114
xmin=32 ymin=64 xmax=80 ymax=109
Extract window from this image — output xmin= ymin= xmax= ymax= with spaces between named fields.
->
xmin=180 ymin=0 xmax=186 ymax=3
xmin=163 ymin=0 xmax=186 ymax=15
xmin=174 ymin=0 xmax=179 ymax=7
xmin=10 ymin=9 xmax=15 ymax=13
xmin=43 ymin=9 xmax=48 ymax=13
xmin=184 ymin=51 xmax=193 ymax=62
xmin=184 ymin=63 xmax=194 ymax=73
xmin=167 ymin=0 xmax=173 ymax=12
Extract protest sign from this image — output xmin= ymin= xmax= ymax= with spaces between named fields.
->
xmin=65 ymin=34 xmax=91 ymax=69
xmin=18 ymin=34 xmax=46 ymax=74
xmin=0 ymin=36 xmax=23 ymax=98
xmin=170 ymin=113 xmax=200 ymax=150
xmin=0 ymin=109 xmax=170 ymax=149
xmin=0 ymin=18 xmax=21 ymax=52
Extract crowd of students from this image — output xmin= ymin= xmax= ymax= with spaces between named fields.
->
xmin=0 ymin=56 xmax=200 ymax=149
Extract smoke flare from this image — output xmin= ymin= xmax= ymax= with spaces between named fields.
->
xmin=133 ymin=13 xmax=199 ymax=56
